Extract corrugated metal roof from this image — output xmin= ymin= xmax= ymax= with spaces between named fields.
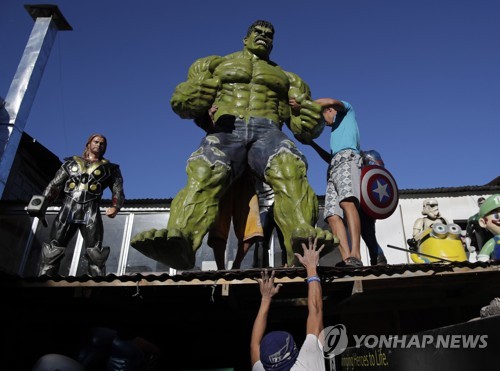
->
xmin=4 ymin=260 xmax=499 ymax=287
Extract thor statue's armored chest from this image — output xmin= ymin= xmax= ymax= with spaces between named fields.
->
xmin=62 ymin=156 xmax=117 ymax=204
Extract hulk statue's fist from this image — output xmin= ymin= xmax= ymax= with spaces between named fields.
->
xmin=171 ymin=77 xmax=220 ymax=119
xmin=291 ymin=99 xmax=324 ymax=143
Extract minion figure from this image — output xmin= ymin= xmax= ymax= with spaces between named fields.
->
xmin=409 ymin=223 xmax=467 ymax=263
xmin=477 ymin=195 xmax=500 ymax=262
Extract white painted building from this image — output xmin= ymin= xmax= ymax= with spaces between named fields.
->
xmin=1 ymin=182 xmax=499 ymax=276
xmin=361 ymin=192 xmax=491 ymax=266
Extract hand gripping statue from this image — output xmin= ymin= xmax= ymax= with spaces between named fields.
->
xmin=477 ymin=195 xmax=500 ymax=262
xmin=28 ymin=134 xmax=125 ymax=276
xmin=131 ymin=20 xmax=335 ymax=270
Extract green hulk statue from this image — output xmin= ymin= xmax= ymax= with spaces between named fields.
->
xmin=131 ymin=20 xmax=336 ymax=269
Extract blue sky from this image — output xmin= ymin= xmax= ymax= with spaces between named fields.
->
xmin=1 ymin=0 xmax=499 ymax=200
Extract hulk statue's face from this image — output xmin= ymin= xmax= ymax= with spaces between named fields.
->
xmin=244 ymin=25 xmax=274 ymax=60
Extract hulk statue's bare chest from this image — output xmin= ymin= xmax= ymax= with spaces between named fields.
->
xmin=214 ymin=57 xmax=289 ymax=96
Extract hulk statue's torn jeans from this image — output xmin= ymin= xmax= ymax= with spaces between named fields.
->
xmin=131 ymin=116 xmax=336 ymax=269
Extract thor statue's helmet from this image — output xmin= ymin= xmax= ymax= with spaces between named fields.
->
xmin=422 ymin=198 xmax=440 ymax=219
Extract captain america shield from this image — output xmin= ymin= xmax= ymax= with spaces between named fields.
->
xmin=360 ymin=165 xmax=399 ymax=219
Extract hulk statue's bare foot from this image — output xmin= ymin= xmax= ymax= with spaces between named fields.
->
xmin=130 ymin=228 xmax=195 ymax=270
xmin=314 ymin=226 xmax=339 ymax=255
xmin=290 ymin=226 xmax=339 ymax=265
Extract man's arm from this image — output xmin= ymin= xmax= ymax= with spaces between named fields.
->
xmin=250 ymin=270 xmax=282 ymax=366
xmin=309 ymin=141 xmax=332 ymax=164
xmin=315 ymin=97 xmax=346 ymax=112
xmin=295 ymin=136 xmax=332 ymax=164
xmin=295 ymin=237 xmax=325 ymax=337
xmin=194 ymin=105 xmax=218 ymax=133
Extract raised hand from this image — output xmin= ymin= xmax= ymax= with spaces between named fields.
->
xmin=258 ymin=269 xmax=282 ymax=300
xmin=295 ymin=237 xmax=325 ymax=270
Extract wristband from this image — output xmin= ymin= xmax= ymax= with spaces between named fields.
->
xmin=306 ymin=276 xmax=321 ymax=283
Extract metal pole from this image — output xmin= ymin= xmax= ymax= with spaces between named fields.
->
xmin=386 ymin=244 xmax=454 ymax=263
xmin=0 ymin=4 xmax=72 ymax=198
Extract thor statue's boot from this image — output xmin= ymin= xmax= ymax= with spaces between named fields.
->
xmin=38 ymin=242 xmax=65 ymax=277
xmin=85 ymin=245 xmax=110 ymax=277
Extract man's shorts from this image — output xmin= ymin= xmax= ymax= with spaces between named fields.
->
xmin=208 ymin=174 xmax=263 ymax=246
xmin=324 ymin=149 xmax=362 ymax=220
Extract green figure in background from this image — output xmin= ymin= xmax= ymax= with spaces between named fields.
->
xmin=132 ymin=20 xmax=336 ymax=269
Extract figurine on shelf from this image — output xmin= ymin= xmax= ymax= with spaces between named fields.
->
xmin=412 ymin=199 xmax=449 ymax=241
xmin=465 ymin=197 xmax=493 ymax=255
xmin=408 ymin=222 xmax=467 ymax=263
xmin=477 ymin=195 xmax=500 ymax=262
xmin=27 ymin=134 xmax=125 ymax=277
xmin=407 ymin=199 xmax=467 ymax=263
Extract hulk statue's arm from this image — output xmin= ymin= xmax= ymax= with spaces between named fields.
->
xmin=286 ymin=71 xmax=323 ymax=141
xmin=170 ymin=56 xmax=223 ymax=120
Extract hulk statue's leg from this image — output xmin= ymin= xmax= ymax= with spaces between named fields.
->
xmin=167 ymin=156 xmax=230 ymax=251
xmin=131 ymin=156 xmax=230 ymax=270
xmin=265 ymin=149 xmax=338 ymax=266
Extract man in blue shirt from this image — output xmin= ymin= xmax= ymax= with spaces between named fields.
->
xmin=313 ymin=98 xmax=362 ymax=267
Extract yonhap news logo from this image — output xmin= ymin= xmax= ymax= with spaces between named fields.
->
xmin=320 ymin=324 xmax=349 ymax=358
xmin=319 ymin=325 xmax=488 ymax=359
xmin=352 ymin=334 xmax=488 ymax=349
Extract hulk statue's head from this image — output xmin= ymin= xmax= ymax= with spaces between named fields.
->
xmin=244 ymin=20 xmax=275 ymax=60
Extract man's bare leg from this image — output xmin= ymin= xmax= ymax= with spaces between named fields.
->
xmin=326 ymin=215 xmax=350 ymax=261
xmin=341 ymin=200 xmax=361 ymax=260
xmin=210 ymin=237 xmax=227 ymax=270
xmin=232 ymin=237 xmax=260 ymax=269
